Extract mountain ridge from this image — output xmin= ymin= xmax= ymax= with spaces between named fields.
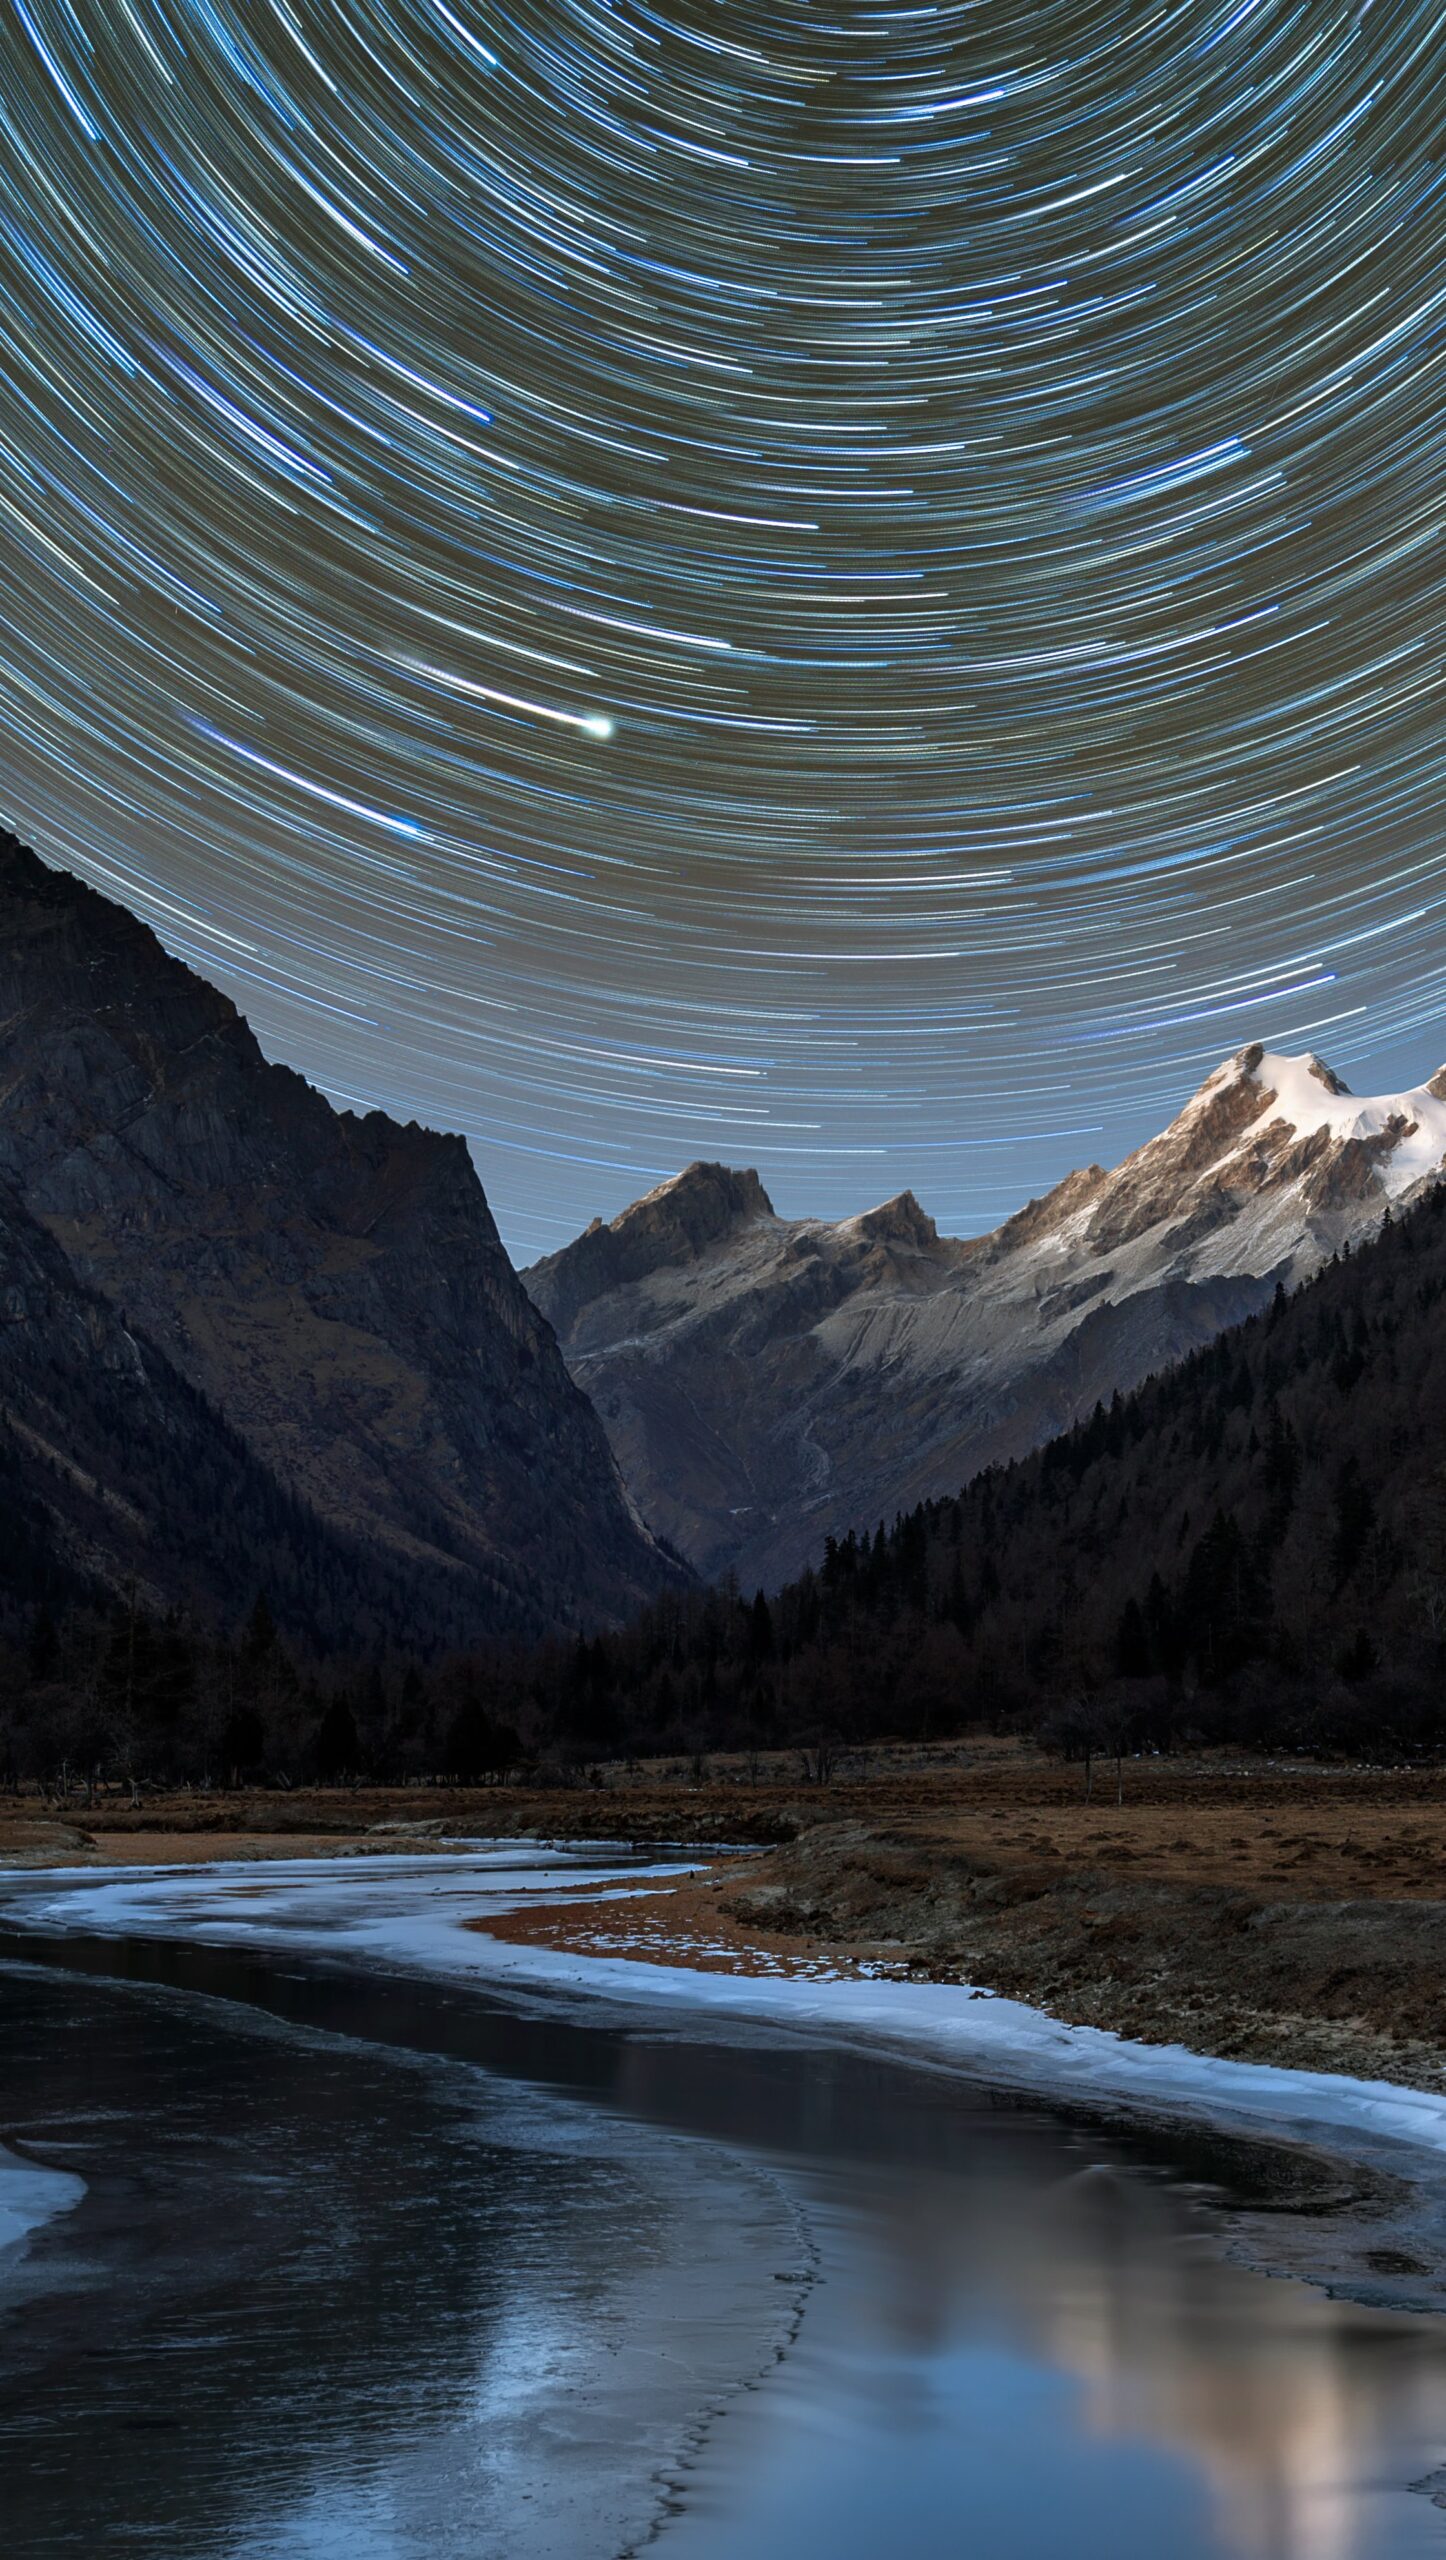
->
xmin=527 ymin=1040 xmax=1446 ymax=1587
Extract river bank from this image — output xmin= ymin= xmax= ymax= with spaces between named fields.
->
xmin=478 ymin=1822 xmax=1446 ymax=2101
xmin=9 ymin=1843 xmax=1446 ymax=2320
xmin=7 ymin=1745 xmax=1446 ymax=2098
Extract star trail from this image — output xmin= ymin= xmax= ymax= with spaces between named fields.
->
xmin=1 ymin=0 xmax=1444 ymax=1253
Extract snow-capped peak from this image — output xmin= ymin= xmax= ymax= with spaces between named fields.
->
xmin=1216 ymin=1044 xmax=1446 ymax=1198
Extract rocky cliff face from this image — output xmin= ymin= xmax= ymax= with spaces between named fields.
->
xmin=0 ymin=833 xmax=676 ymax=1637
xmin=526 ymin=1044 xmax=1446 ymax=1588
xmin=0 ymin=1174 xmax=442 ymax=1642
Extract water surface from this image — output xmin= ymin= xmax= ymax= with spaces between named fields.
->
xmin=3 ymin=1853 xmax=1446 ymax=2560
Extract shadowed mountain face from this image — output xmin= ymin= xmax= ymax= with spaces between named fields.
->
xmin=526 ymin=1046 xmax=1446 ymax=1588
xmin=0 ymin=1177 xmax=447 ymax=1647
xmin=0 ymin=834 xmax=677 ymax=1640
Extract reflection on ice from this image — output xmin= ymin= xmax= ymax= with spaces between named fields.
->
xmin=656 ymin=2150 xmax=1446 ymax=2560
xmin=0 ymin=1948 xmax=804 ymax=2560
xmin=0 ymin=2138 xmax=83 ymax=2261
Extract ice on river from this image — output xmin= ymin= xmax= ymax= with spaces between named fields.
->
xmin=9 ymin=1840 xmax=1446 ymax=2195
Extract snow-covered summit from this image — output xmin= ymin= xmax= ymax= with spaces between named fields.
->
xmin=1062 ymin=1041 xmax=1446 ymax=1266
xmin=1200 ymin=1045 xmax=1446 ymax=1198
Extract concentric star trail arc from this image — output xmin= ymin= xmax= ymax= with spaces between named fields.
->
xmin=0 ymin=0 xmax=1443 ymax=1250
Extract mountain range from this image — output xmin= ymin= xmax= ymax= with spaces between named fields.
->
xmin=527 ymin=1046 xmax=1446 ymax=1587
xmin=6 ymin=824 xmax=1444 ymax=1644
xmin=523 ymin=1162 xmax=1446 ymax=1770
xmin=0 ymin=832 xmax=677 ymax=1642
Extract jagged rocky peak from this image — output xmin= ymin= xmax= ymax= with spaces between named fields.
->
xmin=990 ymin=1163 xmax=1110 ymax=1257
xmin=630 ymin=1160 xmax=775 ymax=1239
xmin=1306 ymin=1054 xmax=1351 ymax=1096
xmin=526 ymin=1161 xmax=774 ymax=1329
xmin=0 ymin=829 xmax=679 ymax=1634
xmin=842 ymin=1189 xmax=945 ymax=1253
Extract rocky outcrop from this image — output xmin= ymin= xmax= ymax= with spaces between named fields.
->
xmin=0 ymin=832 xmax=679 ymax=1638
xmin=532 ymin=1164 xmax=774 ymax=1338
xmin=527 ymin=1044 xmax=1446 ymax=1589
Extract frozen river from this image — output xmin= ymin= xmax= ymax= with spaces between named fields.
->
xmin=4 ymin=1847 xmax=1446 ymax=2559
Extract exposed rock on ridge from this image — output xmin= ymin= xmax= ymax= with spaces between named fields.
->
xmin=0 ymin=832 xmax=677 ymax=1636
xmin=535 ymin=1163 xmax=774 ymax=1337
xmin=527 ymin=1042 xmax=1446 ymax=1588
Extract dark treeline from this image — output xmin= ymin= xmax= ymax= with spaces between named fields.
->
xmin=0 ymin=1589 xmax=524 ymax=1799
xmin=8 ymin=1177 xmax=1446 ymax=1792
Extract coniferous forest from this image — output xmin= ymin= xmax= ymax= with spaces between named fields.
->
xmin=6 ymin=1175 xmax=1446 ymax=1792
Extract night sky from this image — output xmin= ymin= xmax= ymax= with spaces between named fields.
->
xmin=1 ymin=2 xmax=1444 ymax=1258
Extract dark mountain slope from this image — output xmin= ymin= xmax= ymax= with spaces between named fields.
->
xmin=0 ymin=832 xmax=678 ymax=1638
xmin=0 ymin=1176 xmax=460 ymax=1646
